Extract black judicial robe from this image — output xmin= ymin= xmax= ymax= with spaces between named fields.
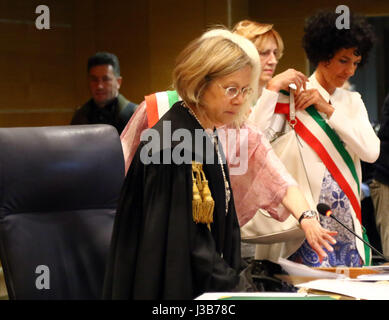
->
xmin=103 ymin=102 xmax=243 ymax=300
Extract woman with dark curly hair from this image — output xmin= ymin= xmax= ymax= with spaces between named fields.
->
xmin=256 ymin=10 xmax=380 ymax=267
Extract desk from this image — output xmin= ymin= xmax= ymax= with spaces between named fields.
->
xmin=196 ymin=292 xmax=339 ymax=300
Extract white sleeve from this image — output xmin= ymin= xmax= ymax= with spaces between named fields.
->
xmin=248 ymin=88 xmax=279 ymax=132
xmin=327 ymin=91 xmax=380 ymax=163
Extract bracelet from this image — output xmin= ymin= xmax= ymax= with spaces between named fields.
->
xmin=298 ymin=210 xmax=319 ymax=224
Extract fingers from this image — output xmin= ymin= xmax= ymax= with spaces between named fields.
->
xmin=319 ymin=232 xmax=338 ymax=260
xmin=270 ymin=69 xmax=308 ymax=92
xmin=326 ymin=230 xmax=338 ymax=239
xmin=296 ymin=71 xmax=308 ymax=88
xmin=295 ymin=89 xmax=324 ymax=110
xmin=302 ymin=220 xmax=337 ymax=262
xmin=307 ymin=236 xmax=332 ymax=262
xmin=314 ymin=246 xmax=328 ymax=262
xmin=320 ymin=236 xmax=336 ymax=253
xmin=295 ymin=91 xmax=315 ymax=110
xmin=289 ymin=70 xmax=308 ymax=93
xmin=301 ymin=75 xmax=307 ymax=91
xmin=295 ymin=89 xmax=333 ymax=116
xmin=306 ymin=235 xmax=329 ymax=261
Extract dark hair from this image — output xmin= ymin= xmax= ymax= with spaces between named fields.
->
xmin=303 ymin=10 xmax=375 ymax=67
xmin=87 ymin=52 xmax=121 ymax=76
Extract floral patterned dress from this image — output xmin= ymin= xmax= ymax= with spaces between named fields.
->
xmin=289 ymin=169 xmax=363 ymax=267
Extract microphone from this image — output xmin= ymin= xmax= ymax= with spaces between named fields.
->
xmin=317 ymin=203 xmax=389 ymax=262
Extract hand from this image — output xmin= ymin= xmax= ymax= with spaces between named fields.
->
xmin=266 ymin=68 xmax=308 ymax=94
xmin=295 ymin=89 xmax=334 ymax=117
xmin=300 ymin=218 xmax=338 ymax=262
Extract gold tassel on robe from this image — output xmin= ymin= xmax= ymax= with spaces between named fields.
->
xmin=191 ymin=161 xmax=215 ymax=227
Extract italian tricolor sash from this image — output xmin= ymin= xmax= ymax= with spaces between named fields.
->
xmin=275 ymin=91 xmax=371 ymax=264
xmin=275 ymin=92 xmax=361 ymax=223
xmin=145 ymin=90 xmax=180 ymax=128
xmin=295 ymin=110 xmax=361 ymax=220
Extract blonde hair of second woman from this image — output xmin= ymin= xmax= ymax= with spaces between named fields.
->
xmin=172 ymin=28 xmax=261 ymax=127
xmin=233 ymin=19 xmax=284 ymax=60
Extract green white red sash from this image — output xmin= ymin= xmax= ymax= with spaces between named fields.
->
xmin=275 ymin=91 xmax=371 ymax=264
xmin=145 ymin=90 xmax=180 ymax=128
xmin=275 ymin=92 xmax=361 ymax=224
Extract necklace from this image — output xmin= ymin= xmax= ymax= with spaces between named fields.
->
xmin=182 ymin=102 xmax=231 ymax=215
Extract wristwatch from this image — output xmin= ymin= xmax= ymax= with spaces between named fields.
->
xmin=298 ymin=210 xmax=319 ymax=224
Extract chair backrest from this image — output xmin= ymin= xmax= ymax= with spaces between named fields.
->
xmin=0 ymin=124 xmax=124 ymax=299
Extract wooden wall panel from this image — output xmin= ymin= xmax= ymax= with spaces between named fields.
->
xmin=148 ymin=0 xmax=206 ymax=94
xmin=0 ymin=0 xmax=251 ymax=127
xmin=0 ymin=111 xmax=74 ymax=127
xmin=0 ymin=0 xmax=75 ymax=127
xmin=72 ymin=0 xmax=97 ymax=107
xmin=146 ymin=0 xmax=248 ymax=95
xmin=93 ymin=0 xmax=150 ymax=104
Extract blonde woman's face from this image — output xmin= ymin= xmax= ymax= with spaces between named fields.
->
xmin=257 ymin=37 xmax=279 ymax=86
xmin=201 ymin=65 xmax=252 ymax=127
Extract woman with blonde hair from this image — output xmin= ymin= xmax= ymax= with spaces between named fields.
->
xmin=233 ymin=19 xmax=284 ymax=61
xmin=104 ymin=29 xmax=261 ymax=300
xmin=104 ymin=28 xmax=336 ymax=299
xmin=231 ymin=20 xmax=312 ymax=261
xmin=233 ymin=20 xmax=307 ymax=134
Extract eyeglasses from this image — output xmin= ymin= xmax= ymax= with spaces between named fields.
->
xmin=217 ymin=83 xmax=253 ymax=100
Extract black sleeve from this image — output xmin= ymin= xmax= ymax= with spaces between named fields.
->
xmin=117 ymin=102 xmax=138 ymax=134
xmin=70 ymin=107 xmax=89 ymax=125
xmin=103 ymin=147 xmax=241 ymax=299
xmin=190 ymin=225 xmax=241 ymax=296
xmin=378 ymin=94 xmax=389 ymax=141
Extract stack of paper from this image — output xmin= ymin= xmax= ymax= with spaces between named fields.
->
xmin=277 ymin=258 xmax=347 ymax=279
xmin=277 ymin=258 xmax=389 ymax=300
xmin=295 ymin=279 xmax=389 ymax=300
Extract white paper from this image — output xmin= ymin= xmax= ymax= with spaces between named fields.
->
xmin=296 ymin=279 xmax=389 ymax=300
xmin=196 ymin=292 xmax=314 ymax=300
xmin=364 ymin=264 xmax=389 ymax=272
xmin=277 ymin=257 xmax=347 ymax=279
xmin=357 ymin=273 xmax=389 ymax=281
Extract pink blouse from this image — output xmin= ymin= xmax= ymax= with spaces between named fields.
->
xmin=120 ymin=101 xmax=148 ymax=174
xmin=120 ymin=101 xmax=296 ymax=227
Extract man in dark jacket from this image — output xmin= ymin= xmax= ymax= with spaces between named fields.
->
xmin=71 ymin=52 xmax=137 ymax=134
xmin=370 ymin=94 xmax=389 ymax=256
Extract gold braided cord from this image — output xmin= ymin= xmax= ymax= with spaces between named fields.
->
xmin=192 ymin=161 xmax=215 ymax=229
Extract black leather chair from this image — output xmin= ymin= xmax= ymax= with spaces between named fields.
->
xmin=0 ymin=124 xmax=124 ymax=299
